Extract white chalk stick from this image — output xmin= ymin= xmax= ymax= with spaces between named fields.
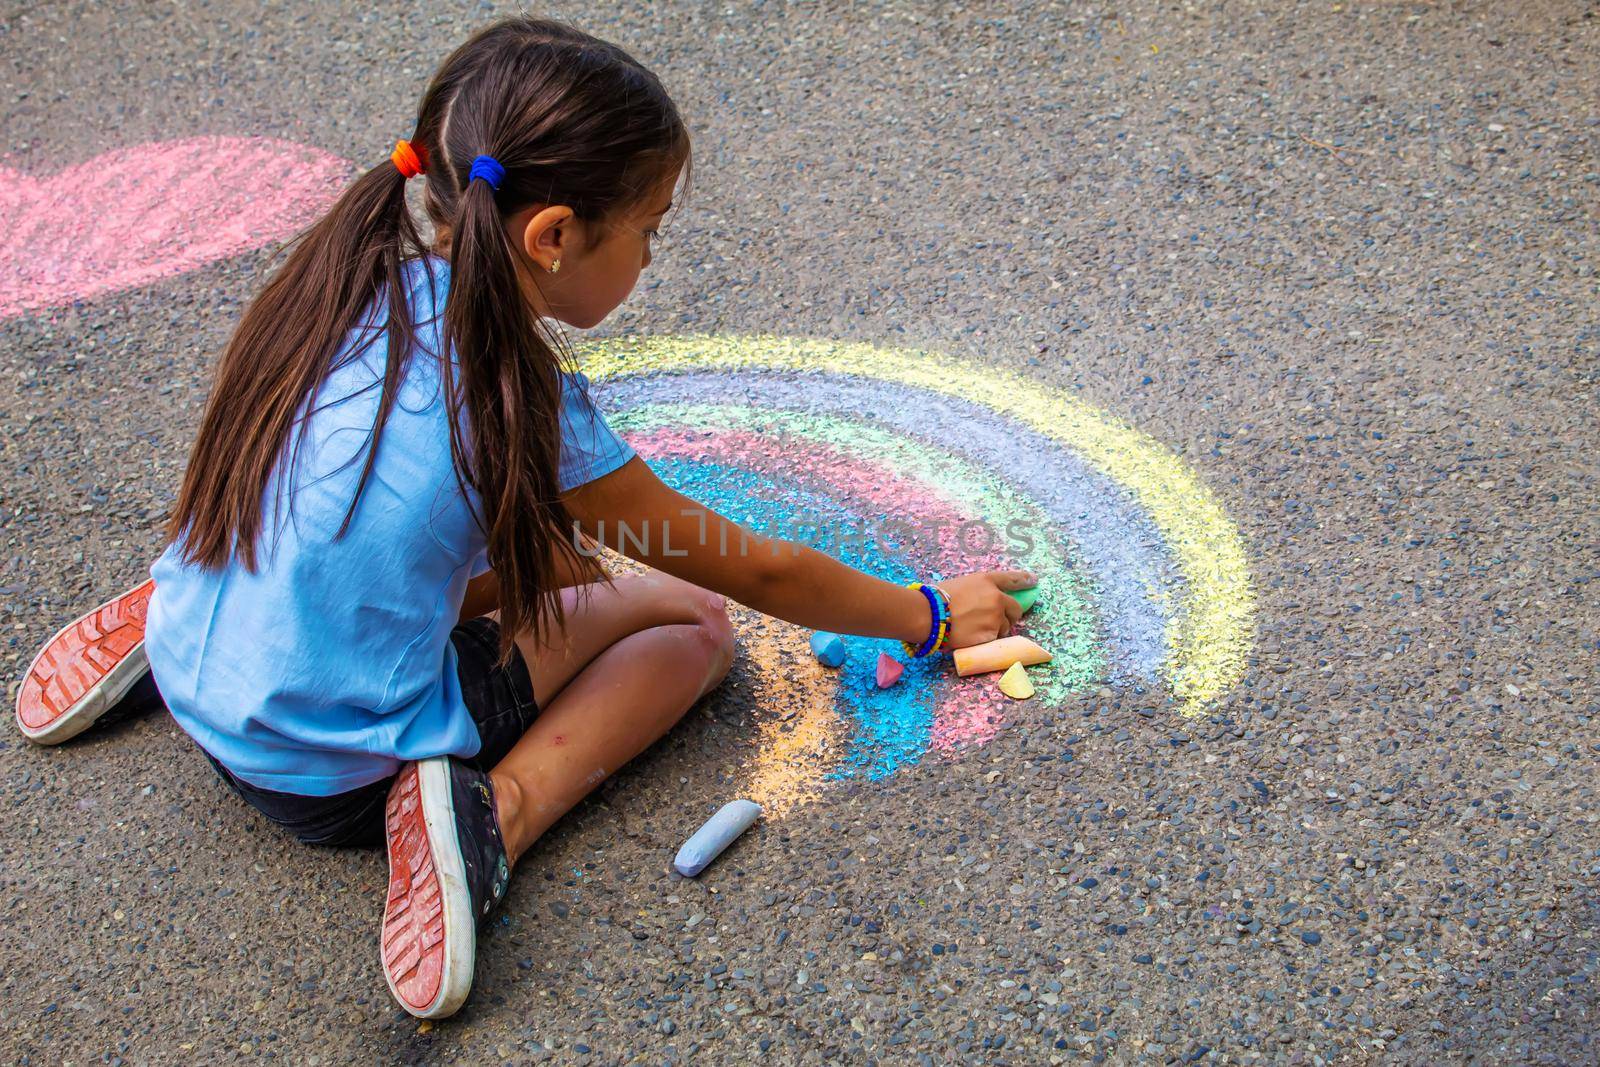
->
xmin=673 ymin=800 xmax=762 ymax=877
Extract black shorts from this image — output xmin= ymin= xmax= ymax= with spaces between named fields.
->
xmin=199 ymin=616 xmax=539 ymax=848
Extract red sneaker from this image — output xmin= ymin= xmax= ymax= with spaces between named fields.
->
xmin=14 ymin=579 xmax=155 ymax=745
xmin=380 ymin=757 xmax=510 ymax=1019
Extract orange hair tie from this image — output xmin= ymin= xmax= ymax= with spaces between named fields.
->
xmin=391 ymin=139 xmax=426 ymax=179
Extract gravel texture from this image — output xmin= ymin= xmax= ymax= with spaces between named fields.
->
xmin=2 ymin=0 xmax=1597 ymax=1063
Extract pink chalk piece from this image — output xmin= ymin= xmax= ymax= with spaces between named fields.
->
xmin=875 ymin=652 xmax=904 ymax=689
xmin=0 ymin=136 xmax=353 ymax=320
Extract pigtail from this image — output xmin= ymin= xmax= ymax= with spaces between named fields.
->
xmin=168 ymin=14 xmax=691 ymax=671
xmin=166 ymin=153 xmax=429 ymax=570
xmin=445 ymin=167 xmax=584 ymax=661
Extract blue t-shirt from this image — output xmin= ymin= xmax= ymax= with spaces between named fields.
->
xmin=146 ymin=256 xmax=636 ymax=796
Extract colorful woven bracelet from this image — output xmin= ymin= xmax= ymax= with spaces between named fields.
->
xmin=929 ymin=584 xmax=951 ymax=654
xmin=903 ymin=581 xmax=939 ymax=657
xmin=903 ymin=581 xmax=951 ymax=658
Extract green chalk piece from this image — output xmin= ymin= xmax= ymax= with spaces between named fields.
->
xmin=1005 ymin=586 xmax=1040 ymax=614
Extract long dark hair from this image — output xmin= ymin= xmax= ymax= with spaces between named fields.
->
xmin=164 ymin=16 xmax=691 ymax=660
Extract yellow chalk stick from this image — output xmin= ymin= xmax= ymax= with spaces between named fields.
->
xmin=953 ymin=635 xmax=1051 ymax=677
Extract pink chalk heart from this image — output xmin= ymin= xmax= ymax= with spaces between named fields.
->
xmin=0 ymin=136 xmax=353 ymax=320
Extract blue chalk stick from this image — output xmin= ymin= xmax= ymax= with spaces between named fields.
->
xmin=674 ymin=799 xmax=762 ymax=877
xmin=809 ymin=630 xmax=847 ymax=667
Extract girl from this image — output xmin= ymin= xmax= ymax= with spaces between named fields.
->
xmin=14 ymin=16 xmax=1030 ymax=1019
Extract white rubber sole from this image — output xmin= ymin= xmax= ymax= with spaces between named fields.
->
xmin=382 ymin=758 xmax=477 ymax=1019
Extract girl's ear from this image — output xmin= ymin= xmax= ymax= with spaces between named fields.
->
xmin=519 ymin=205 xmax=576 ymax=272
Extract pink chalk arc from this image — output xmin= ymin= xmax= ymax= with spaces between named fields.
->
xmin=0 ymin=136 xmax=353 ymax=319
xmin=627 ymin=426 xmax=1010 ymax=574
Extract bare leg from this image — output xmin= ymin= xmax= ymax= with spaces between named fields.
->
xmin=487 ymin=571 xmax=734 ymax=863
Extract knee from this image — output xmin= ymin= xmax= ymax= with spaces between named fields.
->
xmin=688 ymin=593 xmax=736 ymax=682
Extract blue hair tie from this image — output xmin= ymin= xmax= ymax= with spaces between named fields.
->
xmin=468 ymin=154 xmax=505 ymax=191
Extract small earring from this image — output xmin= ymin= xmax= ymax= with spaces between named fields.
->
xmin=549 ymin=259 xmax=561 ymax=274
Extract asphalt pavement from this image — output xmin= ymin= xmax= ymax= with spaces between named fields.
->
xmin=2 ymin=1 xmax=1597 ymax=1063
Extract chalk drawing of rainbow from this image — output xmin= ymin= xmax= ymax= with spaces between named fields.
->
xmin=577 ymin=335 xmax=1255 ymax=816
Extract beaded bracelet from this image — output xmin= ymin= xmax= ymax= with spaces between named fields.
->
xmin=923 ymin=584 xmax=951 ymax=656
xmin=903 ymin=581 xmax=952 ymax=658
xmin=931 ymin=587 xmax=951 ymax=655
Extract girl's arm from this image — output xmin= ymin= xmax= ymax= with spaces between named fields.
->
xmin=564 ymin=457 xmax=1031 ymax=649
xmin=460 ymin=532 xmax=606 ymax=621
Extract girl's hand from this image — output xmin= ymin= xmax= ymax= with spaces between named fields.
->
xmin=935 ymin=570 xmax=1036 ymax=649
